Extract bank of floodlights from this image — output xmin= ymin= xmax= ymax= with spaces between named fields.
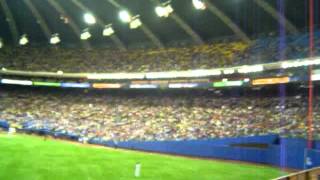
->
xmin=50 ymin=33 xmax=61 ymax=45
xmin=103 ymin=24 xmax=114 ymax=36
xmin=80 ymin=29 xmax=91 ymax=40
xmin=192 ymin=0 xmax=206 ymax=10
xmin=155 ymin=1 xmax=173 ymax=18
xmin=19 ymin=34 xmax=29 ymax=46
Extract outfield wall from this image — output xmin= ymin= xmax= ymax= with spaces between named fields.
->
xmin=101 ymin=136 xmax=320 ymax=170
xmin=0 ymin=121 xmax=319 ymax=170
xmin=315 ymin=140 xmax=320 ymax=150
xmin=0 ymin=120 xmax=9 ymax=130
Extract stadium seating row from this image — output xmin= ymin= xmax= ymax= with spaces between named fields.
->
xmin=0 ymin=31 xmax=319 ymax=73
xmin=0 ymin=89 xmax=319 ymax=142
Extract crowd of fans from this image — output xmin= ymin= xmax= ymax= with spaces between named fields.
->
xmin=0 ymin=42 xmax=248 ymax=73
xmin=0 ymin=31 xmax=318 ymax=142
xmin=240 ymin=31 xmax=320 ymax=64
xmin=0 ymin=89 xmax=318 ymax=142
xmin=0 ymin=30 xmax=318 ymax=73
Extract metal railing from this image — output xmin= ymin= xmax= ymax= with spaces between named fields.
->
xmin=274 ymin=167 xmax=320 ymax=180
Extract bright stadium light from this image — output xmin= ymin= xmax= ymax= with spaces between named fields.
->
xmin=0 ymin=38 xmax=3 ymax=48
xmin=119 ymin=10 xmax=131 ymax=23
xmin=192 ymin=0 xmax=206 ymax=10
xmin=80 ymin=29 xmax=91 ymax=40
xmin=164 ymin=4 xmax=173 ymax=14
xmin=19 ymin=34 xmax=29 ymax=46
xmin=155 ymin=6 xmax=167 ymax=17
xmin=103 ymin=24 xmax=114 ymax=36
xmin=50 ymin=34 xmax=61 ymax=44
xmin=155 ymin=1 xmax=173 ymax=17
xmin=155 ymin=5 xmax=173 ymax=17
xmin=83 ymin=13 xmax=96 ymax=25
xmin=129 ymin=15 xmax=142 ymax=29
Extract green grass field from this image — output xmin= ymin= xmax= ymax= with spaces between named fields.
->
xmin=0 ymin=134 xmax=285 ymax=180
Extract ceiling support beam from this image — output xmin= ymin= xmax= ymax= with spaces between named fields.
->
xmin=152 ymin=0 xmax=203 ymax=45
xmin=47 ymin=0 xmax=91 ymax=49
xmin=204 ymin=0 xmax=251 ymax=43
xmin=107 ymin=0 xmax=164 ymax=48
xmin=0 ymin=0 xmax=19 ymax=44
xmin=253 ymin=0 xmax=298 ymax=34
xmin=140 ymin=24 xmax=164 ymax=48
xmin=23 ymin=0 xmax=51 ymax=40
xmin=170 ymin=13 xmax=204 ymax=45
xmin=71 ymin=0 xmax=126 ymax=50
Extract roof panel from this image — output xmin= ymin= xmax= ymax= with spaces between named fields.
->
xmin=0 ymin=0 xmax=311 ymax=48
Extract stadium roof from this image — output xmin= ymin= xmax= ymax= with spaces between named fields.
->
xmin=0 ymin=0 xmax=307 ymax=49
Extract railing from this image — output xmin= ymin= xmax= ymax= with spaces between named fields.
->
xmin=274 ymin=167 xmax=320 ymax=180
xmin=0 ymin=57 xmax=319 ymax=80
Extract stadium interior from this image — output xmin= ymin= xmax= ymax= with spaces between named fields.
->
xmin=0 ymin=0 xmax=319 ymax=179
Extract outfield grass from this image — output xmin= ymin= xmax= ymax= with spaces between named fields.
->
xmin=0 ymin=134 xmax=285 ymax=180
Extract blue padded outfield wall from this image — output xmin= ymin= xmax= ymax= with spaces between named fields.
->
xmin=0 ymin=120 xmax=319 ymax=170
xmin=315 ymin=140 xmax=320 ymax=150
xmin=102 ymin=135 xmax=320 ymax=170
xmin=0 ymin=120 xmax=9 ymax=130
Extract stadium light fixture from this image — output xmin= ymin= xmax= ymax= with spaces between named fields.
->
xmin=164 ymin=4 xmax=173 ymax=14
xmin=83 ymin=13 xmax=96 ymax=25
xmin=119 ymin=10 xmax=131 ymax=23
xmin=0 ymin=38 xmax=3 ymax=48
xmin=155 ymin=1 xmax=173 ymax=18
xmin=155 ymin=6 xmax=166 ymax=17
xmin=103 ymin=24 xmax=114 ymax=36
xmin=80 ymin=29 xmax=91 ymax=40
xmin=50 ymin=34 xmax=61 ymax=45
xmin=129 ymin=15 xmax=142 ymax=29
xmin=192 ymin=0 xmax=206 ymax=10
xmin=155 ymin=5 xmax=173 ymax=17
xmin=19 ymin=34 xmax=29 ymax=46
